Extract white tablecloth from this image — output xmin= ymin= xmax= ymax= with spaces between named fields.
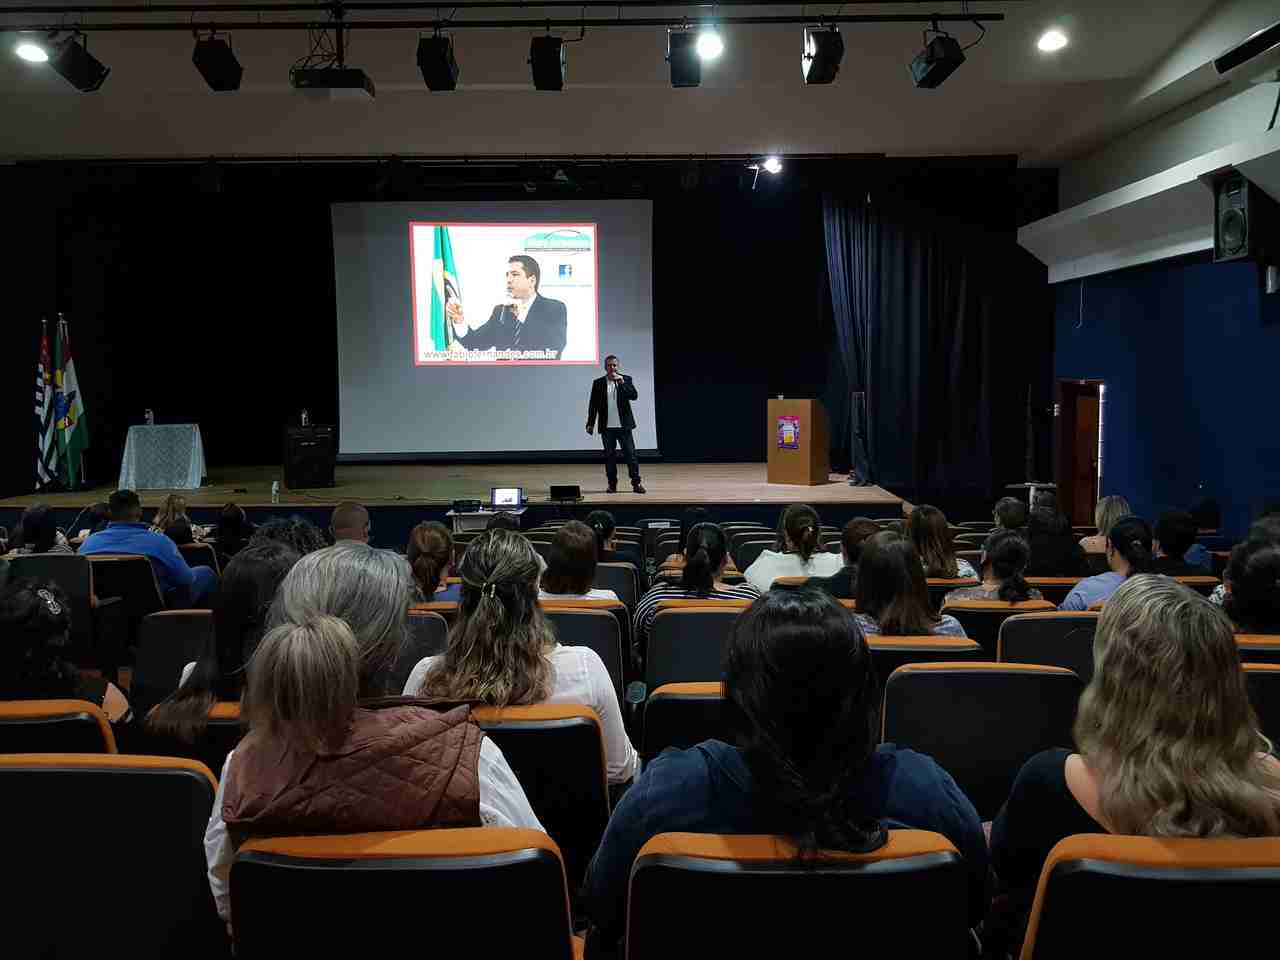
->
xmin=118 ymin=424 xmax=207 ymax=490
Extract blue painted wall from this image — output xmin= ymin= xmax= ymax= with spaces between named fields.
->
xmin=1055 ymin=253 xmax=1280 ymax=539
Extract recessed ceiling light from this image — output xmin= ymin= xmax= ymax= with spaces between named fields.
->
xmin=15 ymin=40 xmax=50 ymax=63
xmin=1037 ymin=29 xmax=1068 ymax=53
xmin=696 ymin=27 xmax=724 ymax=61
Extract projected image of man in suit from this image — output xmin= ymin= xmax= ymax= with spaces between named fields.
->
xmin=447 ymin=254 xmax=568 ymax=359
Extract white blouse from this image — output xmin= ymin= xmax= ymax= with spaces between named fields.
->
xmin=403 ymin=643 xmax=640 ymax=787
xmin=743 ymin=549 xmax=844 ymax=592
xmin=204 ymin=737 xmax=542 ymax=922
xmin=539 ymin=588 xmax=619 ymax=602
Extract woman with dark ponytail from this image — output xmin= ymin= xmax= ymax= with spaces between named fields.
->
xmin=1061 ymin=515 xmax=1154 ymax=610
xmin=633 ymin=522 xmax=760 ymax=653
xmin=406 ymin=521 xmax=460 ymax=601
xmin=584 ymin=509 xmax=643 ymax=577
xmin=585 ymin=589 xmax=988 ymax=948
xmin=944 ymin=529 xmax=1042 ymax=604
xmin=744 ymin=504 xmax=843 ymax=591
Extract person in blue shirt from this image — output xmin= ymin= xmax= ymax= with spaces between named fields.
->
xmin=584 ymin=588 xmax=988 ymax=949
xmin=79 ymin=489 xmax=217 ymax=606
xmin=1060 ymin=515 xmax=1153 ymax=611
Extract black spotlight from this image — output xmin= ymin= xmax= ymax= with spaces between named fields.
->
xmin=192 ymin=34 xmax=243 ymax=92
xmin=910 ymin=27 xmax=965 ymax=88
xmin=802 ymin=26 xmax=844 ymax=84
xmin=417 ymin=33 xmax=459 ymax=91
xmin=667 ymin=29 xmax=700 ymax=88
xmin=50 ymin=32 xmax=109 ymax=93
xmin=529 ymin=35 xmax=566 ymax=90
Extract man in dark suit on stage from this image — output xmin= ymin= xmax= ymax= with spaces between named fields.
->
xmin=586 ymin=354 xmax=645 ymax=494
xmin=447 ymin=254 xmax=567 ymax=359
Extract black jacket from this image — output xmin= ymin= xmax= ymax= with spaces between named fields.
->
xmin=1024 ymin=533 xmax=1090 ymax=578
xmin=456 ymin=295 xmax=568 ymax=358
xmin=806 ymin=564 xmax=857 ymax=600
xmin=587 ymin=374 xmax=639 ymax=431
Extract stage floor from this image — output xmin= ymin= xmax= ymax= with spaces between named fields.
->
xmin=2 ymin=463 xmax=903 ymax=510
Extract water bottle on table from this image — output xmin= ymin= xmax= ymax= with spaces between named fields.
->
xmin=271 ymin=480 xmax=280 ymax=504
xmin=144 ymin=408 xmax=155 ymax=426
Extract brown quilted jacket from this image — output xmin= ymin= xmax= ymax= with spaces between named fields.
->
xmin=222 ymin=697 xmax=483 ymax=841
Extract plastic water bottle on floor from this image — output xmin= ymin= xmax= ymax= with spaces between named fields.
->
xmin=271 ymin=480 xmax=280 ymax=505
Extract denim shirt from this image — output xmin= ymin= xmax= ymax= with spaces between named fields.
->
xmin=584 ymin=739 xmax=989 ymax=942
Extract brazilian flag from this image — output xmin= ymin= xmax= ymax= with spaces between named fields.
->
xmin=430 ymin=226 xmax=461 ymax=350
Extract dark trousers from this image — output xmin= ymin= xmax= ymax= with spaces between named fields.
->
xmin=602 ymin=427 xmax=641 ymax=487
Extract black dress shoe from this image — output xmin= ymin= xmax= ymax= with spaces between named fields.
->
xmin=633 ymin=483 xmax=646 ymax=494
xmin=607 ymin=484 xmax=618 ymax=493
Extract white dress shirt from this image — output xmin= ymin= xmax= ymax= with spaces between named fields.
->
xmin=204 ymin=737 xmax=542 ymax=922
xmin=539 ymin=588 xmax=619 ymax=602
xmin=606 ymin=377 xmax=622 ymax=429
xmin=403 ymin=643 xmax=639 ymax=787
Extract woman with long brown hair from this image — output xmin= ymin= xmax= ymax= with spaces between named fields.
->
xmin=906 ymin=505 xmax=976 ymax=580
xmin=406 ymin=521 xmax=459 ymax=601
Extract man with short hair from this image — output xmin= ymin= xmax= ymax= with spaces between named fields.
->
xmin=993 ymin=496 xmax=1028 ymax=532
xmin=447 ymin=255 xmax=568 ymax=359
xmin=586 ymin=354 xmax=644 ymax=494
xmin=80 ymin=489 xmax=217 ymax=606
xmin=330 ymin=502 xmax=370 ymax=544
xmin=1152 ymin=510 xmax=1210 ymax=575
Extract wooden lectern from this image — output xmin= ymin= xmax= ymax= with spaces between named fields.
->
xmin=767 ymin=399 xmax=831 ymax=485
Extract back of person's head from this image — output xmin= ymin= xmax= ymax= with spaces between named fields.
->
xmin=584 ymin=510 xmax=616 ymax=552
xmin=17 ymin=504 xmax=59 ymax=554
xmin=164 ymin=518 xmax=195 ymax=546
xmin=839 ymin=518 xmax=881 ymax=566
xmin=109 ymin=489 xmax=142 ymax=522
xmin=679 ymin=507 xmax=710 ymax=549
xmin=723 ymin=589 xmax=887 ymax=856
xmin=993 ymin=497 xmax=1028 ymax=531
xmin=1225 ymin=539 xmax=1280 ymax=634
xmin=1075 ymin=575 xmax=1280 ymax=836
xmin=1107 ymin=515 xmax=1153 ymax=576
xmin=406 ymin=521 xmax=453 ymax=597
xmin=1094 ymin=495 xmax=1132 ymax=538
xmin=1248 ymin=515 xmax=1280 ymax=546
xmin=251 ymin=515 xmax=328 ymax=555
xmin=775 ymin=504 xmax=822 ymax=563
xmin=682 ymin=522 xmax=729 ymax=593
xmin=981 ymin=529 xmax=1034 ymax=601
xmin=214 ymin=540 xmax=303 ymax=686
xmin=854 ymin=533 xmax=937 ymax=635
xmin=154 ymin=494 xmax=188 ymax=530
xmin=0 ymin=579 xmax=76 ymax=700
xmin=418 ymin=528 xmax=554 ymax=706
xmin=1031 ymin=489 xmax=1058 ymax=512
xmin=542 ymin=520 xmax=598 ymax=595
xmin=1027 ymin=506 xmax=1071 ymax=538
xmin=1155 ymin=510 xmax=1198 ymax=559
xmin=258 ymin=542 xmax=411 ymax=707
xmin=85 ymin=501 xmax=110 ymax=535
xmin=330 ymin=501 xmax=370 ymax=543
xmin=485 ymin=511 xmax=521 ymax=532
xmin=906 ymin=504 xmax=959 ymax=578
xmin=216 ymin=502 xmax=251 ymax=541
xmin=1190 ymin=498 xmax=1222 ymax=531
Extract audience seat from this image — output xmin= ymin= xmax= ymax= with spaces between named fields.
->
xmin=881 ymin=663 xmax=1082 ymax=820
xmin=204 ymin=701 xmax=246 ymax=779
xmin=231 ymin=828 xmax=580 ymax=958
xmin=411 ymin=599 xmax=460 ymax=624
xmin=179 ymin=542 xmax=220 ymax=575
xmin=940 ymin=599 xmax=1057 ymax=656
xmin=1025 ymin=577 xmax=1083 ymax=607
xmin=958 ymin=521 xmax=997 ymax=531
xmin=654 ymin=535 xmax=682 ymax=566
xmin=532 ymin=541 xmax=553 ymax=562
xmin=8 ymin=553 xmax=125 ymax=672
xmin=472 ymin=704 xmax=610 ymax=892
xmin=1236 ymin=635 xmax=1280 ymax=665
xmin=928 ymin=578 xmax=981 ymax=613
xmin=542 ymin=606 xmax=626 ymax=704
xmin=1172 ymin=575 xmax=1219 ymax=597
xmin=626 ymin=831 xmax=969 ymax=958
xmin=85 ymin=553 xmax=166 ymax=635
xmin=0 ymin=753 xmax=223 ymax=957
xmin=647 ymin=601 xmax=752 ymax=691
xmin=131 ymin=609 xmax=215 ymax=716
xmin=865 ymin=636 xmax=984 ymax=691
xmin=1243 ymin=663 xmax=1280 ymax=746
xmin=0 ymin=698 xmax=117 ymax=753
xmin=771 ymin=575 xmax=810 ymax=589
xmin=956 ymin=549 xmax=983 ymax=570
xmin=595 ymin=561 xmax=640 ymax=609
xmin=641 ymin=682 xmax=725 ymax=764
xmin=1019 ymin=834 xmax=1280 ymax=960
xmin=389 ymin=610 xmax=449 ymax=693
xmin=733 ymin=538 xmax=775 ymax=572
xmin=998 ymin=612 xmax=1100 ymax=684
xmin=952 ymin=533 xmax=988 ymax=547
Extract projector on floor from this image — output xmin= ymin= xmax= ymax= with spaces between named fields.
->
xmin=291 ymin=66 xmax=376 ymax=100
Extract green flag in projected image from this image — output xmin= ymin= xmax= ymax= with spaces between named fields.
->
xmin=430 ymin=225 xmax=461 ymax=350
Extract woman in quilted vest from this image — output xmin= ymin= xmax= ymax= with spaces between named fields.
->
xmin=203 ymin=542 xmax=542 ymax=927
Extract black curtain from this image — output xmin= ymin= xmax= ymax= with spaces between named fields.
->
xmin=823 ymin=194 xmax=874 ymax=482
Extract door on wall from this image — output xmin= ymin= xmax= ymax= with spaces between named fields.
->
xmin=1055 ymin=380 xmax=1104 ymax=527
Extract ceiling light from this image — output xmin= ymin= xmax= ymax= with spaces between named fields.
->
xmin=802 ymin=26 xmax=844 ymax=85
xmin=667 ymin=29 xmax=701 ymax=88
xmin=529 ymin=35 xmax=566 ymax=91
xmin=762 ymin=156 xmax=783 ymax=174
xmin=417 ymin=33 xmax=459 ymax=91
xmin=49 ymin=32 xmax=109 ymax=93
xmin=15 ymin=39 xmax=50 ymax=63
xmin=1037 ymin=28 xmax=1068 ymax=53
xmin=696 ymin=26 xmax=724 ymax=61
xmin=192 ymin=34 xmax=243 ymax=91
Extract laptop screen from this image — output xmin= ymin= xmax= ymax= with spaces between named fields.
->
xmin=491 ymin=487 xmax=522 ymax=507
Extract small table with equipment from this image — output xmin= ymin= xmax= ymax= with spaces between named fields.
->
xmin=445 ymin=507 xmax=528 ymax=534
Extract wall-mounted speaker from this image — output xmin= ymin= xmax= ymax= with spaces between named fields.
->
xmin=1214 ymin=172 xmax=1279 ymax=263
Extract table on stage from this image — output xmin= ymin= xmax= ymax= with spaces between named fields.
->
xmin=445 ymin=508 xmax=527 ymax=533
xmin=118 ymin=424 xmax=207 ymax=491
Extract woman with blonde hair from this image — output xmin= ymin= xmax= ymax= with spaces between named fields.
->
xmin=1079 ymin=494 xmax=1132 ymax=554
xmin=151 ymin=493 xmax=208 ymax=544
xmin=407 ymin=528 xmax=638 ymax=785
xmin=989 ymin=575 xmax=1280 ymax=946
xmin=204 ymin=543 xmax=541 ymax=926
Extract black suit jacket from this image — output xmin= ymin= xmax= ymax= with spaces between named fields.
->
xmin=456 ymin=295 xmax=568 ymax=358
xmin=587 ymin=374 xmax=639 ymax=431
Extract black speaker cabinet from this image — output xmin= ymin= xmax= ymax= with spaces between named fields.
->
xmin=1214 ymin=172 xmax=1279 ymax=263
xmin=284 ymin=426 xmax=335 ymax=489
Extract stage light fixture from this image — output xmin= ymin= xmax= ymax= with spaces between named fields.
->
xmin=667 ymin=29 xmax=701 ymax=88
xmin=529 ymin=35 xmax=566 ymax=90
xmin=417 ymin=33 xmax=459 ymax=91
xmin=696 ymin=26 xmax=724 ymax=60
xmin=192 ymin=33 xmax=243 ymax=91
xmin=1037 ymin=28 xmax=1068 ymax=53
xmin=15 ymin=36 xmax=50 ymax=63
xmin=746 ymin=156 xmax=783 ymax=189
xmin=802 ymin=26 xmax=844 ymax=84
xmin=909 ymin=24 xmax=965 ymax=89
xmin=762 ymin=156 xmax=783 ymax=174
xmin=49 ymin=32 xmax=109 ymax=93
